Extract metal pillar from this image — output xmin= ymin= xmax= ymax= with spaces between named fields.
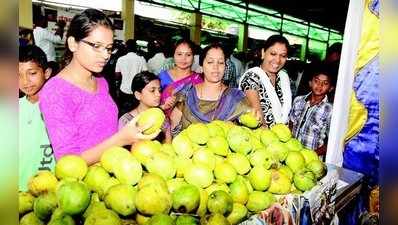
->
xmin=238 ymin=23 xmax=248 ymax=51
xmin=19 ymin=0 xmax=33 ymax=29
xmin=190 ymin=11 xmax=202 ymax=45
xmin=122 ymin=0 xmax=134 ymax=41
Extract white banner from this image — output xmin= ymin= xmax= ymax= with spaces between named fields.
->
xmin=325 ymin=0 xmax=365 ymax=166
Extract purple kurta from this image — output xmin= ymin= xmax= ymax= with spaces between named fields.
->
xmin=39 ymin=76 xmax=118 ymax=159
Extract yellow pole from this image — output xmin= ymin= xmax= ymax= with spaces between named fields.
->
xmin=122 ymin=0 xmax=134 ymax=41
xmin=19 ymin=0 xmax=33 ymax=29
xmin=238 ymin=23 xmax=248 ymax=51
xmin=190 ymin=12 xmax=202 ymax=45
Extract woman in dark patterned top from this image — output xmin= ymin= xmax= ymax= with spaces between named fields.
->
xmin=239 ymin=35 xmax=292 ymax=128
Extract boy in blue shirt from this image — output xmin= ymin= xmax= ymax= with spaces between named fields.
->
xmin=19 ymin=45 xmax=55 ymax=191
xmin=289 ymin=63 xmax=336 ymax=156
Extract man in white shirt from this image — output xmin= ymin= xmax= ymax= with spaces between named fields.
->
xmin=33 ymin=15 xmax=65 ymax=62
xmin=147 ymin=40 xmax=166 ymax=75
xmin=115 ymin=39 xmax=147 ymax=114
xmin=115 ymin=39 xmax=148 ymax=95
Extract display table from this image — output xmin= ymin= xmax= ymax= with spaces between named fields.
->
xmin=333 ymin=164 xmax=364 ymax=213
xmin=239 ymin=164 xmax=364 ymax=225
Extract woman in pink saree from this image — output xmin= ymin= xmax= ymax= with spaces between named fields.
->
xmin=158 ymin=39 xmax=203 ymax=113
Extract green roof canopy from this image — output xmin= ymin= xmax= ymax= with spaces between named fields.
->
xmin=140 ymin=0 xmax=342 ymax=43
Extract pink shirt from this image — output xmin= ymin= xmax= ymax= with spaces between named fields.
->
xmin=39 ymin=76 xmax=118 ymax=159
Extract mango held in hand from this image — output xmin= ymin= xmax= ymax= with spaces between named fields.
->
xmin=239 ymin=112 xmax=260 ymax=128
xmin=137 ymin=108 xmax=165 ymax=135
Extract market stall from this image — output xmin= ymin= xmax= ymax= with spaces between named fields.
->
xmin=18 ymin=0 xmax=378 ymax=224
xmin=19 ymin=112 xmax=364 ymax=225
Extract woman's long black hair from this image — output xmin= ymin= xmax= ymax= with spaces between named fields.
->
xmin=63 ymin=8 xmax=113 ymax=64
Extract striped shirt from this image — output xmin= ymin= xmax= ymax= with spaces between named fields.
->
xmin=289 ymin=93 xmax=332 ymax=150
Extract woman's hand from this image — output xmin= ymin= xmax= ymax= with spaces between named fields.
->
xmin=244 ymin=90 xmax=266 ymax=127
xmin=80 ymin=115 xmax=160 ymax=165
xmin=251 ymin=107 xmax=264 ymax=125
xmin=160 ymin=96 xmax=176 ymax=111
xmin=118 ymin=115 xmax=161 ymax=145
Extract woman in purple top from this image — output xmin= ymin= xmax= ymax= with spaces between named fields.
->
xmin=39 ymin=9 xmax=159 ymax=165
xmin=158 ymin=39 xmax=203 ymax=112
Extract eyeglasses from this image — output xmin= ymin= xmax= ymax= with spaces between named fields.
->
xmin=80 ymin=40 xmax=116 ymax=55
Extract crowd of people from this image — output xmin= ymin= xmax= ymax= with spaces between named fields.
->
xmin=19 ymin=8 xmax=340 ymax=191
